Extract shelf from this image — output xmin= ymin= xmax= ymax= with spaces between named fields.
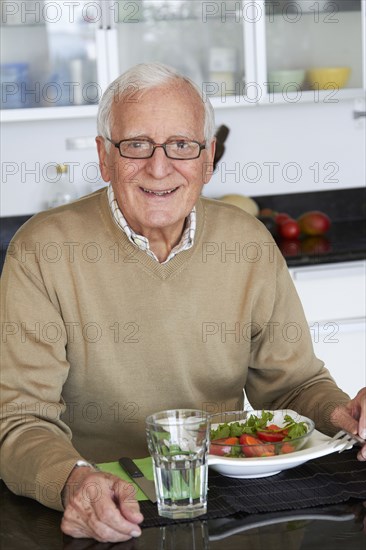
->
xmin=0 ymin=104 xmax=98 ymax=122
xmin=0 ymin=23 xmax=46 ymax=28
xmin=265 ymin=0 xmax=361 ymax=15
xmin=115 ymin=1 xmax=362 ymax=23
xmin=260 ymin=87 xmax=365 ymax=105
xmin=1 ymin=87 xmax=363 ymax=122
xmin=209 ymin=87 xmax=364 ymax=108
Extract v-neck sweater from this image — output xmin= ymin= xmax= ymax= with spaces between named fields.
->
xmin=0 ymin=188 xmax=349 ymax=510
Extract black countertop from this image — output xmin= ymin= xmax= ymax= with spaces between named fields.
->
xmin=2 ymin=446 xmax=366 ymax=550
xmin=1 ymin=188 xmax=365 ymax=272
xmin=1 ymin=478 xmax=365 ymax=550
xmin=275 ymin=219 xmax=366 ymax=267
xmin=253 ymin=187 xmax=366 ymax=267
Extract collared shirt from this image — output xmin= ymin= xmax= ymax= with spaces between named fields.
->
xmin=107 ymin=185 xmax=196 ymax=264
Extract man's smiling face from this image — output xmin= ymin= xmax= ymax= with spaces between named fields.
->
xmin=97 ymin=81 xmax=215 ymax=239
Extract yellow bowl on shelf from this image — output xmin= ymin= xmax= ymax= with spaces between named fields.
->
xmin=306 ymin=67 xmax=351 ymax=90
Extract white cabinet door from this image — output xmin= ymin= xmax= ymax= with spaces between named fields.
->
xmin=256 ymin=0 xmax=365 ymax=104
xmin=310 ymin=318 xmax=366 ymax=398
xmin=0 ymin=0 xmax=103 ymax=115
xmin=110 ymin=0 xmax=256 ymax=107
xmin=290 ymin=261 xmax=366 ymax=398
xmin=1 ymin=0 xmax=365 ymax=121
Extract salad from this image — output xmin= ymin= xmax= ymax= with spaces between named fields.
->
xmin=210 ymin=411 xmax=309 ymax=458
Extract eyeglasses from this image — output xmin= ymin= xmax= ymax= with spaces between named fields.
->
xmin=105 ymin=137 xmax=206 ymax=160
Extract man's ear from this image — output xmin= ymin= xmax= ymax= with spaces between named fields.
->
xmin=202 ymin=138 xmax=216 ymax=185
xmin=96 ymin=136 xmax=111 ymax=182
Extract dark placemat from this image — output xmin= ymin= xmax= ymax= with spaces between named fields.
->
xmin=140 ymin=448 xmax=366 ymax=528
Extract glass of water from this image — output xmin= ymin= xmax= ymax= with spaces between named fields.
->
xmin=146 ymin=409 xmax=210 ymax=519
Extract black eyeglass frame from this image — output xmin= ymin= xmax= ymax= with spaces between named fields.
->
xmin=105 ymin=137 xmax=206 ymax=160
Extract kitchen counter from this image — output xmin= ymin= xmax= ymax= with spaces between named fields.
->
xmin=1 ymin=188 xmax=365 ymax=272
xmin=252 ymin=186 xmax=366 ymax=267
xmin=2 ymin=445 xmax=366 ymax=550
xmin=275 ymin=219 xmax=366 ymax=267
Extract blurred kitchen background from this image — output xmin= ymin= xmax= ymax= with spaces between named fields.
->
xmin=1 ymin=0 xmax=365 ymax=397
xmin=1 ymin=0 xmax=365 ymax=212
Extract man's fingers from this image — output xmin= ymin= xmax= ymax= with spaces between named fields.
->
xmin=61 ymin=473 xmax=144 ymax=542
xmin=347 ymin=388 xmax=366 ymax=439
xmin=354 ymin=388 xmax=366 ymax=438
xmin=120 ymin=499 xmax=144 ymax=525
xmin=337 ymin=388 xmax=366 ymax=462
xmin=357 ymin=445 xmax=366 ymax=462
xmin=84 ymin=514 xmax=139 ymax=543
xmin=92 ymin=496 xmax=142 ymax=537
xmin=62 ymin=501 xmax=141 ymax=543
xmin=62 ymin=514 xmax=136 ymax=543
xmin=331 ymin=404 xmax=358 ymax=433
xmin=111 ymin=478 xmax=143 ymax=534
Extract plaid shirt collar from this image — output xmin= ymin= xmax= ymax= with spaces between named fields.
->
xmin=107 ymin=185 xmax=196 ymax=264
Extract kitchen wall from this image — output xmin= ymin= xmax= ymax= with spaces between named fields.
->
xmin=1 ymin=96 xmax=365 ymax=216
xmin=211 ymin=97 xmax=365 ymax=198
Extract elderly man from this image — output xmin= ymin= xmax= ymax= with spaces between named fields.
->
xmin=1 ymin=63 xmax=365 ymax=543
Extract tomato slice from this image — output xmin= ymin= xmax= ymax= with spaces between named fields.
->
xmin=267 ymin=424 xmax=289 ymax=435
xmin=224 ymin=437 xmax=240 ymax=445
xmin=239 ymin=434 xmax=275 ymax=457
xmin=210 ymin=437 xmax=239 ymax=456
xmin=257 ymin=430 xmax=286 ymax=442
xmin=281 ymin=443 xmax=296 ymax=454
xmin=260 ymin=446 xmax=276 ymax=457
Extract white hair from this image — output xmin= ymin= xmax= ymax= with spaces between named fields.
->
xmin=97 ymin=63 xmax=215 ymax=150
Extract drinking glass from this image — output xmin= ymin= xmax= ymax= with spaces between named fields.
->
xmin=146 ymin=409 xmax=210 ymax=519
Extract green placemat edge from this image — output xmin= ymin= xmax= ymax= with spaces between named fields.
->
xmin=97 ymin=457 xmax=154 ymax=501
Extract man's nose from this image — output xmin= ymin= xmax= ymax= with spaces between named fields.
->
xmin=145 ymin=145 xmax=174 ymax=178
xmin=152 ymin=144 xmax=168 ymax=157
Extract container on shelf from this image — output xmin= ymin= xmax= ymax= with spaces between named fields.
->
xmin=209 ymin=47 xmax=237 ymax=96
xmin=267 ymin=69 xmax=306 ymax=93
xmin=0 ymin=63 xmax=30 ymax=109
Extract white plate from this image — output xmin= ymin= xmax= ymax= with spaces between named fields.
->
xmin=208 ymin=410 xmax=351 ymax=478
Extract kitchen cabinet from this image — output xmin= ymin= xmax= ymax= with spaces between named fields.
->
xmin=261 ymin=0 xmax=364 ymax=100
xmin=1 ymin=0 xmax=365 ymax=122
xmin=1 ymin=1 xmax=365 ymax=216
xmin=110 ymin=0 xmax=254 ymax=104
xmin=0 ymin=0 xmax=105 ymax=118
xmin=290 ymin=260 xmax=366 ymax=399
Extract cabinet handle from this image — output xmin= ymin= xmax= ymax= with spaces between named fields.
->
xmin=353 ymin=111 xmax=366 ymax=119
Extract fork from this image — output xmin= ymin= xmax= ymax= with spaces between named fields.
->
xmin=328 ymin=429 xmax=366 ymax=453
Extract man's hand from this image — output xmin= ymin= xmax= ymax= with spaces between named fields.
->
xmin=331 ymin=387 xmax=366 ymax=462
xmin=61 ymin=466 xmax=144 ymax=542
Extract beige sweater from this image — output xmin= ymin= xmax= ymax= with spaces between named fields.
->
xmin=0 ymin=189 xmax=349 ymax=510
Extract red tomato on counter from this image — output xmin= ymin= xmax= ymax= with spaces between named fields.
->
xmin=298 ymin=211 xmax=331 ymax=236
xmin=278 ymin=219 xmax=300 ymax=239
xmin=275 ymin=212 xmax=291 ymax=225
xmin=278 ymin=238 xmax=302 ymax=257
